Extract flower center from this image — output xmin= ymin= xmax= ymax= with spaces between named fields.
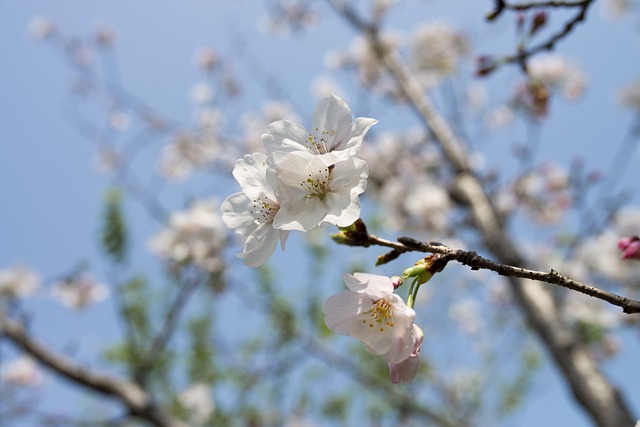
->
xmin=249 ymin=194 xmax=279 ymax=225
xmin=306 ymin=128 xmax=337 ymax=155
xmin=362 ymin=299 xmax=395 ymax=332
xmin=301 ymin=166 xmax=333 ymax=200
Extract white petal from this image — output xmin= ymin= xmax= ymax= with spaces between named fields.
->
xmin=273 ymin=196 xmax=325 ymax=231
xmin=329 ymin=157 xmax=368 ymax=192
xmin=232 ymin=153 xmax=274 ymax=199
xmin=322 ymin=191 xmax=360 ymax=227
xmin=311 ymin=95 xmax=353 ymax=152
xmin=221 ymin=193 xmax=257 ymax=236
xmin=344 ymin=117 xmax=378 ymax=156
xmin=269 ymin=151 xmax=318 ymax=200
xmin=279 ymin=229 xmax=290 ymax=250
xmin=323 ymin=292 xmax=367 ymax=335
xmin=240 ymin=223 xmax=279 ymax=267
xmin=342 ymin=273 xmax=368 ymax=292
xmin=353 ymin=273 xmax=393 ymax=298
xmin=262 ymin=120 xmax=309 ymax=154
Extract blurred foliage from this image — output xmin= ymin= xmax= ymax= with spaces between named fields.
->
xmin=100 ymin=188 xmax=128 ymax=264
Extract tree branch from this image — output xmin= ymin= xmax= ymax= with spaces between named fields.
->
xmin=487 ymin=0 xmax=588 ymax=21
xmin=344 ymin=230 xmax=640 ymax=314
xmin=0 ymin=317 xmax=180 ymax=427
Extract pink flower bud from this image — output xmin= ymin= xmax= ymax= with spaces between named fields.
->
xmin=391 ymin=275 xmax=403 ymax=289
xmin=618 ymin=236 xmax=640 ymax=260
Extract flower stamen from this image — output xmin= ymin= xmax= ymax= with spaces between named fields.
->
xmin=362 ymin=299 xmax=395 ymax=332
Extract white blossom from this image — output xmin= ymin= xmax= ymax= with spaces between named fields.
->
xmin=268 ymin=151 xmax=368 ymax=231
xmin=618 ymin=79 xmax=640 ymax=112
xmin=108 ymin=110 xmax=131 ymax=131
xmin=178 ymin=383 xmax=215 ymax=425
xmin=602 ymin=0 xmax=634 ymax=19
xmin=221 ymin=153 xmax=289 ymax=267
xmin=27 ymin=16 xmax=57 ymax=40
xmin=528 ymin=54 xmax=587 ymax=100
xmin=262 ymin=95 xmax=377 ymax=164
xmin=51 ymin=275 xmax=109 ymax=309
xmin=410 ymin=22 xmax=469 ymax=80
xmin=193 ymin=46 xmax=219 ymax=71
xmin=158 ymin=131 xmax=219 ymax=181
xmin=189 ymin=82 xmax=215 ymax=104
xmin=151 ymin=199 xmax=227 ymax=272
xmin=324 ymin=273 xmax=417 ymax=363
xmin=0 ymin=265 xmax=40 ymax=299
xmin=1 ymin=357 xmax=43 ymax=386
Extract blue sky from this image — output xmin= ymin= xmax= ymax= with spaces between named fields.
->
xmin=2 ymin=1 xmax=640 ymax=425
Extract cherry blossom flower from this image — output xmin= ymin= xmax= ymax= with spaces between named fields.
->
xmin=410 ymin=22 xmax=469 ymax=80
xmin=262 ymin=95 xmax=377 ymax=163
xmin=0 ymin=357 xmax=43 ymax=387
xmin=221 ymin=153 xmax=289 ymax=267
xmin=0 ymin=265 xmax=40 ymax=299
xmin=27 ymin=16 xmax=57 ymax=40
xmin=388 ymin=324 xmax=423 ymax=384
xmin=178 ymin=383 xmax=215 ymax=425
xmin=527 ymin=54 xmax=587 ymax=100
xmin=618 ymin=79 xmax=640 ymax=112
xmin=268 ymin=150 xmax=368 ymax=231
xmin=324 ymin=273 xmax=417 ymax=364
xmin=151 ymin=199 xmax=227 ymax=272
xmin=51 ymin=275 xmax=109 ymax=309
xmin=158 ymin=127 xmax=222 ymax=182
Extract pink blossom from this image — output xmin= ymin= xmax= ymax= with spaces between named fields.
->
xmin=388 ymin=324 xmax=423 ymax=384
xmin=618 ymin=236 xmax=640 ymax=260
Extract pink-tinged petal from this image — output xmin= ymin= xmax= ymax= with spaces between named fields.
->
xmin=262 ymin=120 xmax=309 ymax=154
xmin=618 ymin=236 xmax=640 ymax=260
xmin=240 ymin=224 xmax=279 ymax=267
xmin=221 ymin=193 xmax=257 ymax=236
xmin=359 ymin=324 xmax=394 ymax=355
xmin=389 ymin=325 xmax=424 ymax=384
xmin=383 ymin=325 xmax=416 ymax=363
xmin=324 ymin=292 xmax=368 ymax=335
xmin=389 ymin=354 xmax=420 ymax=384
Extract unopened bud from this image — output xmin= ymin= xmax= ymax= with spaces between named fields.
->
xmin=529 ymin=11 xmax=547 ymax=36
xmin=391 ymin=275 xmax=403 ymax=289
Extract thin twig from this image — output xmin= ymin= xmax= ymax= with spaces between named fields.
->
xmin=488 ymin=0 xmax=587 ymax=20
xmin=346 ymin=232 xmax=640 ymax=314
xmin=135 ymin=272 xmax=202 ymax=383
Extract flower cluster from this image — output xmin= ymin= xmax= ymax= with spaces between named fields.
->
xmin=223 ymin=96 xmax=426 ymax=384
xmin=0 ymin=265 xmax=40 ymax=300
xmin=150 ymin=199 xmax=227 ymax=273
xmin=323 ymin=273 xmax=424 ymax=384
xmin=410 ymin=22 xmax=470 ymax=85
xmin=222 ymin=95 xmax=376 ymax=267
xmin=51 ymin=275 xmax=109 ymax=309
